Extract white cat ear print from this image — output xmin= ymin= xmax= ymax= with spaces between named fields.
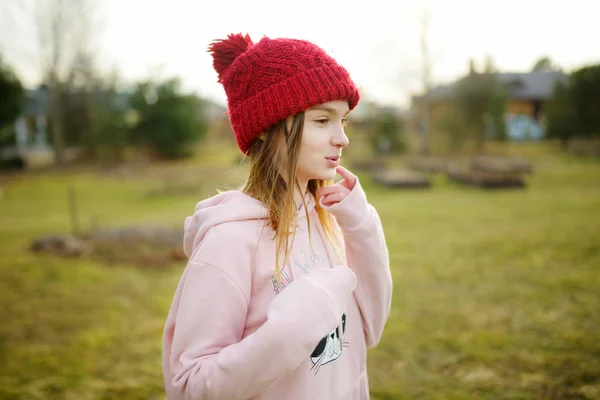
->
xmin=310 ymin=313 xmax=348 ymax=375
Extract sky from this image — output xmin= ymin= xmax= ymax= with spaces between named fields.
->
xmin=1 ymin=0 xmax=599 ymax=109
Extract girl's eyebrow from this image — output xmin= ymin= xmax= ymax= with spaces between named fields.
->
xmin=307 ymin=105 xmax=350 ymax=117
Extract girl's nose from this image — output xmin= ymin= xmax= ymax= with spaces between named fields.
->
xmin=332 ymin=128 xmax=349 ymax=148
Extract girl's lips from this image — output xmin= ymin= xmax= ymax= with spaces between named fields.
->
xmin=326 ymin=157 xmax=340 ymax=167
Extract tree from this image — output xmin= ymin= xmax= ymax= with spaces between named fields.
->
xmin=59 ymin=51 xmax=113 ymax=156
xmin=82 ymin=71 xmax=131 ymax=161
xmin=129 ymin=78 xmax=208 ymax=159
xmin=2 ymin=0 xmax=99 ymax=163
xmin=37 ymin=0 xmax=99 ymax=163
xmin=419 ymin=6 xmax=432 ymax=156
xmin=483 ymin=54 xmax=497 ymax=74
xmin=453 ymin=63 xmax=508 ymax=152
xmin=371 ymin=109 xmax=406 ymax=155
xmin=435 ymin=103 xmax=465 ymax=153
xmin=546 ymin=64 xmax=600 ymax=149
xmin=545 ymin=80 xmax=574 ymax=149
xmin=570 ymin=65 xmax=600 ymax=137
xmin=488 ymin=79 xmax=509 ymax=142
xmin=0 ymin=56 xmax=24 ymax=136
xmin=531 ymin=56 xmax=557 ymax=72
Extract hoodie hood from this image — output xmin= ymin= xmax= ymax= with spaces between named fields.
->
xmin=183 ymin=190 xmax=316 ymax=258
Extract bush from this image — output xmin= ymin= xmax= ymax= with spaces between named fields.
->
xmin=129 ymin=78 xmax=207 ymax=159
xmin=371 ymin=110 xmax=406 ymax=155
xmin=0 ymin=56 xmax=24 ymax=134
xmin=90 ymin=87 xmax=132 ymax=161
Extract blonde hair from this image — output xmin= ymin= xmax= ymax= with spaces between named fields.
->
xmin=243 ymin=112 xmax=341 ymax=280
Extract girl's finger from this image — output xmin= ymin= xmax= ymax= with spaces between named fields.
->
xmin=317 ymin=185 xmax=346 ymax=196
xmin=335 ymin=166 xmax=357 ymax=187
xmin=321 ymin=192 xmax=346 ymax=206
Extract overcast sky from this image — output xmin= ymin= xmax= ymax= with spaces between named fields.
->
xmin=1 ymin=0 xmax=599 ymax=108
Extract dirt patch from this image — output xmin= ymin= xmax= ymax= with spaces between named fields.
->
xmin=405 ymin=156 xmax=450 ymax=173
xmin=31 ymin=227 xmax=186 ymax=268
xmin=30 ymin=235 xmax=89 ymax=257
xmin=373 ymin=169 xmax=431 ymax=189
xmin=470 ymin=155 xmax=533 ymax=174
xmin=447 ymin=162 xmax=526 ymax=189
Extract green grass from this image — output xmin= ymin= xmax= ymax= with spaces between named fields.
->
xmin=0 ymin=142 xmax=599 ymax=399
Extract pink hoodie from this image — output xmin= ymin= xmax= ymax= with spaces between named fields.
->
xmin=162 ymin=174 xmax=392 ymax=399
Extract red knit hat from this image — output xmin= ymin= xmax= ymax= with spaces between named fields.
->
xmin=208 ymin=33 xmax=360 ymax=154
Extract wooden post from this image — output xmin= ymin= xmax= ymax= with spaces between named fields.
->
xmin=67 ymin=184 xmax=80 ymax=236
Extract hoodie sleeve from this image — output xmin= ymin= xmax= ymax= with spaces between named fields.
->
xmin=162 ymin=226 xmax=357 ymax=400
xmin=320 ymin=175 xmax=393 ymax=348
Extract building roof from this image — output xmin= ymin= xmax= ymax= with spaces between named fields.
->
xmin=416 ymin=70 xmax=567 ymax=103
xmin=497 ymin=71 xmax=567 ymax=100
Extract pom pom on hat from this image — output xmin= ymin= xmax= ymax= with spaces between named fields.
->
xmin=207 ymin=33 xmax=253 ymax=82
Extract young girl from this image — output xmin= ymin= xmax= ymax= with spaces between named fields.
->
xmin=162 ymin=33 xmax=392 ymax=400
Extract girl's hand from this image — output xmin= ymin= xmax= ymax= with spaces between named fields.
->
xmin=316 ymin=166 xmax=357 ymax=206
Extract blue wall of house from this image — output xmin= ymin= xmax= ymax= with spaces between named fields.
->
xmin=505 ymin=114 xmax=544 ymax=141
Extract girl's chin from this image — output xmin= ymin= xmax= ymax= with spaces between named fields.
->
xmin=300 ymin=169 xmax=337 ymax=182
xmin=318 ymin=170 xmax=337 ymax=180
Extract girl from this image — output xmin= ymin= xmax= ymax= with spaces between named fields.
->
xmin=162 ymin=33 xmax=392 ymax=400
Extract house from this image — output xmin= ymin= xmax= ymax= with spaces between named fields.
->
xmin=1 ymin=87 xmax=55 ymax=168
xmin=409 ymin=69 xmax=567 ymax=140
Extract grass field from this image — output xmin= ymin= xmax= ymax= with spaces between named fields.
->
xmin=0 ymin=141 xmax=598 ymax=399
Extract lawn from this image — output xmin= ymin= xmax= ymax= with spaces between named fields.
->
xmin=0 ymin=142 xmax=598 ymax=399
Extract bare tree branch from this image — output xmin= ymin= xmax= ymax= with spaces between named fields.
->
xmin=419 ymin=5 xmax=432 ymax=155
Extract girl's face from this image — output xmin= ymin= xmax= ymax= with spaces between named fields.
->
xmin=295 ymin=100 xmax=350 ymax=185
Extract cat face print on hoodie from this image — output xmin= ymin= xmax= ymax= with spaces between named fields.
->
xmin=272 ymin=246 xmax=349 ymax=375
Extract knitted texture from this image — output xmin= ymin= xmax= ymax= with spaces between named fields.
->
xmin=208 ymin=33 xmax=360 ymax=154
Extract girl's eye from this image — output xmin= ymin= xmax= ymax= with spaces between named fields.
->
xmin=341 ymin=118 xmax=348 ymax=128
xmin=315 ymin=118 xmax=329 ymax=125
